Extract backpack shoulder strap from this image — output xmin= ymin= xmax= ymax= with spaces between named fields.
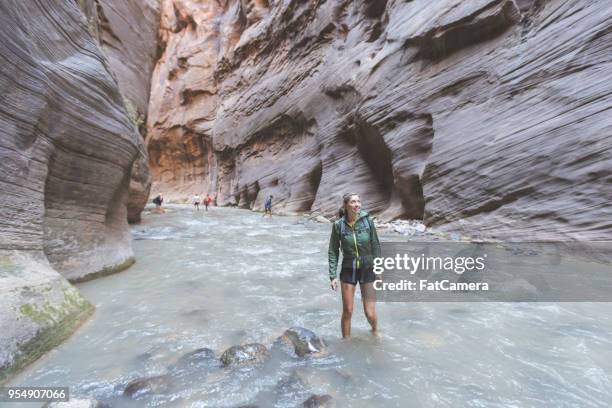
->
xmin=361 ymin=216 xmax=370 ymax=233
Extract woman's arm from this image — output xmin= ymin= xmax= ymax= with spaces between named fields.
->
xmin=328 ymin=223 xmax=340 ymax=280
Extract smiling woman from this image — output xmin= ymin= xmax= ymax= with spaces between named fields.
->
xmin=328 ymin=193 xmax=381 ymax=339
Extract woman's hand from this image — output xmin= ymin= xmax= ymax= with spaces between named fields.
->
xmin=330 ymin=278 xmax=339 ymax=291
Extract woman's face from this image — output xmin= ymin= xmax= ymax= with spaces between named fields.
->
xmin=347 ymin=195 xmax=361 ymax=215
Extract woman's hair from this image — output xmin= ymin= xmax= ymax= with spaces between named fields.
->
xmin=338 ymin=192 xmax=359 ymax=218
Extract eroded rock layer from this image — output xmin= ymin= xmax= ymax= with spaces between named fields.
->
xmin=0 ymin=0 xmax=150 ymax=381
xmin=148 ymin=0 xmax=612 ymax=240
xmin=79 ymin=0 xmax=161 ymax=128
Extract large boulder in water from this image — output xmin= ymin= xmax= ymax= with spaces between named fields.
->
xmin=124 ymin=375 xmax=172 ymax=398
xmin=220 ymin=343 xmax=269 ymax=367
xmin=277 ymin=327 xmax=327 ymax=357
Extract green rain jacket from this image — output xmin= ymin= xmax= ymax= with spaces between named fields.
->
xmin=328 ymin=210 xmax=381 ymax=280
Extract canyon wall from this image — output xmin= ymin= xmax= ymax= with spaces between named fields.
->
xmin=78 ymin=0 xmax=160 ymax=222
xmin=0 ymin=0 xmax=151 ymax=382
xmin=148 ymin=0 xmax=611 ymax=240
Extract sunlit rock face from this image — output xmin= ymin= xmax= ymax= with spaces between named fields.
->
xmin=148 ymin=0 xmax=611 ymax=240
xmin=0 ymin=0 xmax=151 ymax=381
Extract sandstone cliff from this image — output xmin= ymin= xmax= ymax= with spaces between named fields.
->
xmin=0 ymin=0 xmax=151 ymax=382
xmin=78 ymin=0 xmax=160 ymax=222
xmin=147 ymin=0 xmax=612 ymax=240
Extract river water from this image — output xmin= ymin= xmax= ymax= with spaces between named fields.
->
xmin=8 ymin=206 xmax=612 ymax=407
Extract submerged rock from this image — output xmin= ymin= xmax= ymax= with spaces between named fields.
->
xmin=173 ymin=347 xmax=217 ymax=369
xmin=220 ymin=343 xmax=269 ymax=366
xmin=277 ymin=327 xmax=327 ymax=357
xmin=123 ymin=375 xmax=172 ymax=398
xmin=302 ymin=394 xmax=334 ymax=408
xmin=275 ymin=368 xmax=310 ymax=394
xmin=276 ymin=367 xmax=351 ymax=398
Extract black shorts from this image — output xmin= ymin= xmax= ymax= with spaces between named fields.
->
xmin=340 ymin=265 xmax=376 ymax=285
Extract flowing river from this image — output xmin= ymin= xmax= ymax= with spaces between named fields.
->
xmin=8 ymin=206 xmax=612 ymax=407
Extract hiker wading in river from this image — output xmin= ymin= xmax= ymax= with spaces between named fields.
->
xmin=328 ymin=193 xmax=381 ymax=338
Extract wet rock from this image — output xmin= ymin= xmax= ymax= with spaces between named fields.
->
xmin=124 ymin=375 xmax=172 ymax=398
xmin=44 ymin=399 xmax=108 ymax=408
xmin=277 ymin=327 xmax=327 ymax=357
xmin=301 ymin=394 xmax=334 ymax=408
xmin=220 ymin=343 xmax=269 ymax=366
xmin=132 ymin=344 xmax=177 ymax=369
xmin=314 ymin=216 xmax=331 ymax=224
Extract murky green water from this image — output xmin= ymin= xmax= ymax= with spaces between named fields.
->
xmin=8 ymin=206 xmax=612 ymax=407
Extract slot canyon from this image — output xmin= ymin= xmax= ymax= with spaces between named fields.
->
xmin=1 ymin=0 xmax=611 ymax=394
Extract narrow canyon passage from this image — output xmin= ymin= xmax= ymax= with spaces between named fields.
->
xmin=2 ymin=0 xmax=612 ymax=403
xmin=8 ymin=207 xmax=612 ymax=407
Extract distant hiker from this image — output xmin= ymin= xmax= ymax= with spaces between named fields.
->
xmin=263 ymin=195 xmax=273 ymax=218
xmin=205 ymin=194 xmax=212 ymax=211
xmin=153 ymin=193 xmax=164 ymax=208
xmin=193 ymin=194 xmax=200 ymax=210
xmin=328 ymin=193 xmax=381 ymax=339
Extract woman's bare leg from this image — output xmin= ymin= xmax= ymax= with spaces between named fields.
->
xmin=360 ymin=282 xmax=378 ymax=335
xmin=341 ymin=282 xmax=356 ymax=338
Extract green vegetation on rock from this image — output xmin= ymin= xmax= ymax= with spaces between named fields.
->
xmin=0 ymin=286 xmax=94 ymax=385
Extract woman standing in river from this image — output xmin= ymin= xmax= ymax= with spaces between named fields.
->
xmin=328 ymin=193 xmax=381 ymax=338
